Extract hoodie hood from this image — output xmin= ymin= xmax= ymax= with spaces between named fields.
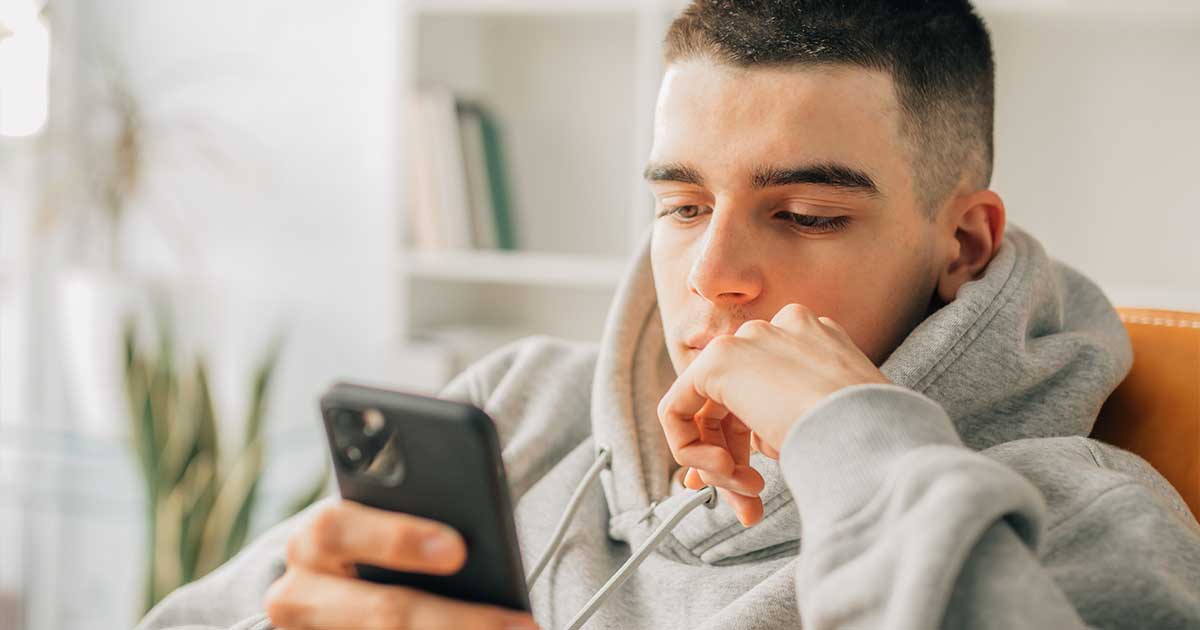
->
xmin=589 ymin=223 xmax=1133 ymax=564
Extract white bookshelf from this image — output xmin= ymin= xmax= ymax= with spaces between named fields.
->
xmin=394 ymin=0 xmax=676 ymax=380
xmin=404 ymin=249 xmax=628 ymax=288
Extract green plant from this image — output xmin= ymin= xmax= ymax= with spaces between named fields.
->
xmin=122 ymin=314 xmax=329 ymax=613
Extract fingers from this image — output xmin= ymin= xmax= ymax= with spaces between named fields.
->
xmin=685 ymin=466 xmax=703 ymax=490
xmin=673 ymin=443 xmax=736 ymax=476
xmin=770 ymin=303 xmax=845 ymax=338
xmin=724 ymin=413 xmax=752 ymax=469
xmin=683 ymin=462 xmax=764 ymax=497
xmin=770 ymin=302 xmax=819 ymax=329
xmin=265 ymin=567 xmax=539 ymax=630
xmin=752 ymin=432 xmax=781 ymax=460
xmin=658 ymin=368 xmax=736 ymax=477
xmin=816 ymin=315 xmax=844 ymax=333
xmin=717 ymin=486 xmax=764 ymax=527
xmin=289 ymin=500 xmax=467 ymax=577
xmin=688 ymin=412 xmax=766 ymax=527
xmin=692 ymin=413 xmax=765 ymax=495
xmin=684 ymin=467 xmax=764 ymax=527
xmin=694 ymin=399 xmax=731 ymax=452
xmin=817 ymin=316 xmax=856 ymax=347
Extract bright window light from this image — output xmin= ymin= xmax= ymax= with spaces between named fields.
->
xmin=0 ymin=0 xmax=50 ymax=138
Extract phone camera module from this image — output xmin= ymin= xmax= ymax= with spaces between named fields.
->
xmin=331 ymin=407 xmax=406 ymax=486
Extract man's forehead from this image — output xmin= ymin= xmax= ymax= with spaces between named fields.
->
xmin=656 ymin=58 xmax=901 ymax=118
xmin=650 ymin=59 xmax=905 ymax=187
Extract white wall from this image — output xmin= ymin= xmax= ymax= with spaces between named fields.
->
xmin=102 ymin=0 xmax=402 ymax=427
xmin=4 ymin=2 xmax=403 ymax=629
xmin=984 ymin=7 xmax=1200 ymax=309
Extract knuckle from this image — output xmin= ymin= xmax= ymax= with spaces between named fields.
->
xmin=384 ymin=520 xmax=425 ymax=564
xmin=819 ymin=315 xmax=844 ymax=331
xmin=263 ymin=572 xmax=304 ymax=627
xmin=284 ymin=531 xmax=305 ymax=565
xmin=778 ymin=303 xmax=814 ymax=323
xmin=735 ymin=319 xmax=771 ymax=337
xmin=307 ymin=503 xmax=344 ymax=556
xmin=708 ymin=334 xmax=738 ymax=352
xmin=369 ymin=588 xmax=414 ymax=629
xmin=394 ymin=586 xmax=463 ymax=630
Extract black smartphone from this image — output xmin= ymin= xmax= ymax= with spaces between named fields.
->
xmin=319 ymin=381 xmax=530 ymax=612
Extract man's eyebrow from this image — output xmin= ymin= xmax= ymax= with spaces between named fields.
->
xmin=642 ymin=162 xmax=705 ymax=186
xmin=751 ymin=163 xmax=881 ymax=197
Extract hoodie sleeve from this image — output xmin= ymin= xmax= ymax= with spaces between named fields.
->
xmin=778 ymin=383 xmax=1200 ymax=630
xmin=131 ymin=499 xmax=321 ymax=630
xmin=133 ymin=368 xmax=487 ymax=630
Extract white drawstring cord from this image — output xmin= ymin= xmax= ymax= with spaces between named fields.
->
xmin=526 ymin=447 xmax=612 ymax=588
xmin=564 ymin=485 xmax=718 ymax=630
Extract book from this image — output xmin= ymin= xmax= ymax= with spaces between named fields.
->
xmin=458 ymin=106 xmax=499 ymax=250
xmin=406 ymin=92 xmax=442 ymax=250
xmin=424 ymin=87 xmax=473 ymax=251
xmin=407 ymin=88 xmax=516 ymax=252
xmin=474 ymin=104 xmax=516 ymax=250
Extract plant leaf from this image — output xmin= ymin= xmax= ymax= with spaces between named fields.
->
xmin=158 ymin=373 xmax=199 ymax=491
xmin=242 ymin=335 xmax=283 ymax=445
xmin=176 ymin=451 xmax=215 ymax=584
xmin=151 ymin=480 xmax=186 ymax=610
xmin=193 ymin=360 xmax=219 ymax=471
xmin=195 ymin=439 xmax=262 ymax=577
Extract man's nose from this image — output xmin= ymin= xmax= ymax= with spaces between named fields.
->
xmin=687 ymin=216 xmax=763 ymax=306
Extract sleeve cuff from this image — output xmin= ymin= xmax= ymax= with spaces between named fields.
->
xmin=779 ymin=383 xmax=962 ymax=530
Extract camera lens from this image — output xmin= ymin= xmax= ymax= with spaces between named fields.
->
xmin=330 ymin=407 xmax=405 ymax=486
xmin=332 ymin=410 xmax=359 ymax=450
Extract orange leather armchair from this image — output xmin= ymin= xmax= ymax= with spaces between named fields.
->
xmin=1092 ymin=308 xmax=1200 ymax=521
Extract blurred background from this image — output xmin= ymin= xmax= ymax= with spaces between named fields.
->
xmin=0 ymin=1 xmax=1196 ymax=629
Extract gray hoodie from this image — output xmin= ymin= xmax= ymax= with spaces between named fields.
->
xmin=136 ymin=224 xmax=1200 ymax=630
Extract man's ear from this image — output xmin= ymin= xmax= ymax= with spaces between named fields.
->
xmin=935 ymin=189 xmax=1006 ymax=304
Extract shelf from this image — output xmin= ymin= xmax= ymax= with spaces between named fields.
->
xmin=401 ymin=249 xmax=629 ymax=289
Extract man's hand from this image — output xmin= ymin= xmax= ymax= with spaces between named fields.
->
xmin=658 ymin=303 xmax=890 ymax=526
xmin=265 ymin=499 xmax=539 ymax=630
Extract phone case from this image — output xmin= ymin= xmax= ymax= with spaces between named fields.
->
xmin=319 ymin=382 xmax=530 ymax=612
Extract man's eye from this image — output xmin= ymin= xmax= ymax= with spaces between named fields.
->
xmin=777 ymin=212 xmax=851 ymax=233
xmin=661 ymin=205 xmax=710 ymax=220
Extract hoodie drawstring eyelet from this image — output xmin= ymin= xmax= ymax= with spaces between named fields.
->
xmin=564 ymin=484 xmax=717 ymax=630
xmin=524 ymin=444 xmax=720 ymax=630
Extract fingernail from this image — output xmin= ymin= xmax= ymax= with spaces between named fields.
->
xmin=422 ymin=530 xmax=458 ymax=559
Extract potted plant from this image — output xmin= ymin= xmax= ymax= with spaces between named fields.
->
xmin=123 ymin=313 xmax=328 ymax=613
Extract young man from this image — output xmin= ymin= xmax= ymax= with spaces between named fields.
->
xmin=137 ymin=1 xmax=1200 ymax=629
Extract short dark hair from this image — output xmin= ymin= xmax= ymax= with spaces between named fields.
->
xmin=664 ymin=0 xmax=995 ymax=216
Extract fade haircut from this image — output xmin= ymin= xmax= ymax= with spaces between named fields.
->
xmin=664 ymin=0 xmax=995 ymax=217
